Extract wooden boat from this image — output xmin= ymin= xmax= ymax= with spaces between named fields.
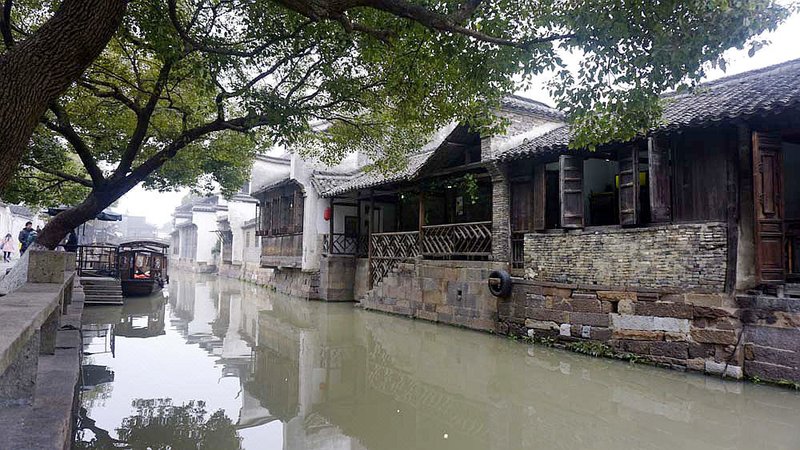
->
xmin=118 ymin=240 xmax=169 ymax=297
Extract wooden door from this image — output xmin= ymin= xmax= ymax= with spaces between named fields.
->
xmin=511 ymin=180 xmax=533 ymax=232
xmin=753 ymin=131 xmax=785 ymax=284
xmin=533 ymin=164 xmax=546 ymax=231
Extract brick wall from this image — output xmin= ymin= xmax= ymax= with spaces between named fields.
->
xmin=218 ymin=261 xmax=320 ymax=300
xmin=500 ymin=280 xmax=745 ymax=378
xmin=524 ymin=223 xmax=727 ymax=292
xmin=488 ymin=162 xmax=510 ymax=262
xmin=361 ymin=258 xmax=506 ymax=332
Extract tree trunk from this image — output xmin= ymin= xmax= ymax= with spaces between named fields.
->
xmin=36 ymin=189 xmax=117 ymax=249
xmin=0 ymin=0 xmax=127 ymax=190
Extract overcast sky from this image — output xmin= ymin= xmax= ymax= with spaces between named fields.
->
xmin=118 ymin=12 xmax=800 ymax=227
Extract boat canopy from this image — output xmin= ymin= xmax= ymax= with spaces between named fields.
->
xmin=119 ymin=239 xmax=170 ymax=252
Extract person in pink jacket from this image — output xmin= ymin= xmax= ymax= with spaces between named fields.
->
xmin=2 ymin=233 xmax=15 ymax=262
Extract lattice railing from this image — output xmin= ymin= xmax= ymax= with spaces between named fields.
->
xmin=321 ymin=233 xmax=367 ymax=256
xmin=511 ymin=232 xmax=525 ymax=270
xmin=421 ymin=221 xmax=492 ymax=259
xmin=370 ymin=231 xmax=420 ymax=287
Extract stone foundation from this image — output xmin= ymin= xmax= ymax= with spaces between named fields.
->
xmin=524 ymin=222 xmax=727 ymax=291
xmin=360 ymin=258 xmax=507 ymax=332
xmin=737 ymin=294 xmax=800 ymax=383
xmin=169 ymin=258 xmax=217 ymax=273
xmin=218 ymin=262 xmax=320 ymax=300
xmin=500 ymin=279 xmax=745 ymax=378
xmin=318 ymin=255 xmax=357 ymax=302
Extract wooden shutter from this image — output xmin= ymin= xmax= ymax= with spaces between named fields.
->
xmin=533 ymin=164 xmax=546 ymax=231
xmin=648 ymin=137 xmax=671 ymax=222
xmin=560 ymin=154 xmax=584 ymax=229
xmin=294 ymin=188 xmax=304 ymax=233
xmin=618 ymin=145 xmax=640 ymax=226
xmin=753 ymin=131 xmax=785 ymax=284
xmin=511 ymin=180 xmax=532 ymax=232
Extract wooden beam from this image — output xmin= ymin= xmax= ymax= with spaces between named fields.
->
xmin=328 ymin=197 xmax=334 ymax=254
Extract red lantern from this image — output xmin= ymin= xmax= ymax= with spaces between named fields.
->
xmin=323 ymin=207 xmax=332 ymax=221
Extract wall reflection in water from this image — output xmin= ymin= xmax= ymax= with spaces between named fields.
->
xmin=78 ymin=272 xmax=800 ymax=450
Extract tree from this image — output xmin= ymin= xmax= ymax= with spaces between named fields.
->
xmin=0 ymin=0 xmax=789 ymax=249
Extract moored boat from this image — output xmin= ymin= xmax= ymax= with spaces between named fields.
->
xmin=118 ymin=240 xmax=169 ymax=297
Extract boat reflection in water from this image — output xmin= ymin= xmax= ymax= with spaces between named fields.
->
xmin=77 ymin=272 xmax=800 ymax=450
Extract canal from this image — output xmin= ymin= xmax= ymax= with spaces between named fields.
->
xmin=76 ymin=271 xmax=800 ymax=449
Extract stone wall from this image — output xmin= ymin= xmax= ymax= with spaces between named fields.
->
xmin=218 ymin=261 xmax=320 ymax=300
xmin=737 ymin=294 xmax=800 ymax=383
xmin=361 ymin=258 xmax=506 ymax=332
xmin=318 ymin=255 xmax=357 ymax=302
xmin=500 ymin=280 xmax=745 ymax=378
xmin=524 ymin=223 xmax=727 ymax=292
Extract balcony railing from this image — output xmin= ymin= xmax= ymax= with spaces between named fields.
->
xmin=421 ymin=221 xmax=492 ymax=259
xmin=369 ymin=231 xmax=420 ymax=287
xmin=321 ymin=233 xmax=368 ymax=257
xmin=77 ymin=244 xmax=119 ymax=278
xmin=368 ymin=221 xmax=493 ymax=286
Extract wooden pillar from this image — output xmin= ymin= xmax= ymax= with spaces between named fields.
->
xmin=356 ymin=192 xmax=362 ymax=254
xmin=418 ymin=191 xmax=425 ymax=255
xmin=648 ymin=136 xmax=672 ymax=222
xmin=328 ymin=197 xmax=334 ymax=254
xmin=368 ymin=190 xmax=375 ymax=289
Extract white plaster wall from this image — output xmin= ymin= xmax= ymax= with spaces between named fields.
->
xmin=251 ymin=156 xmax=291 ymax=191
xmin=226 ymin=201 xmax=257 ymax=264
xmin=193 ymin=210 xmax=219 ymax=264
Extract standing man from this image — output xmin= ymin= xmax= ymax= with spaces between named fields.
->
xmin=18 ymin=221 xmax=33 ymax=254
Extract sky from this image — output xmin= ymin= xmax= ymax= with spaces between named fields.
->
xmin=117 ymin=11 xmax=800 ymax=228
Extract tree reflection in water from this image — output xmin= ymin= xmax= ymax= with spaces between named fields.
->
xmin=75 ymin=399 xmax=241 ymax=450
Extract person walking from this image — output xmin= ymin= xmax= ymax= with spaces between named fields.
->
xmin=18 ymin=221 xmax=33 ymax=254
xmin=2 ymin=234 xmax=14 ymax=262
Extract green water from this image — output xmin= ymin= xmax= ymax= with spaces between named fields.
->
xmin=76 ymin=271 xmax=800 ymax=449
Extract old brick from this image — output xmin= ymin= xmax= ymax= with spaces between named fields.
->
xmin=570 ymin=312 xmax=610 ymax=327
xmin=651 ymin=342 xmax=689 ymax=359
xmin=745 ymin=361 xmax=800 ymax=382
xmin=618 ymin=299 xmax=635 ymax=315
xmin=597 ymin=291 xmax=635 ymax=302
xmin=693 ymin=306 xmax=731 ymax=319
xmin=548 ymin=297 xmax=573 ymax=311
xmin=664 ymin=331 xmax=688 ymax=342
xmin=686 ymin=358 xmax=706 ymax=371
xmin=528 ymin=308 xmax=567 ymax=323
xmin=612 ymin=330 xmax=665 ymax=341
xmin=601 ymin=301 xmax=613 ymax=314
xmin=525 ymin=319 xmax=559 ymax=330
xmin=688 ymin=343 xmax=716 ymax=359
xmin=635 ymin=302 xmax=693 ymax=319
xmin=685 ymin=293 xmax=724 ymax=307
xmin=745 ymin=325 xmax=800 ymax=351
xmin=526 ymin=294 xmax=547 ymax=308
xmin=691 ymin=329 xmax=737 ymax=345
xmin=542 ymin=286 xmax=573 ymax=298
xmin=748 ymin=345 xmax=800 ymax=368
xmin=571 ymin=297 xmax=603 ymax=313
xmin=612 ymin=339 xmax=652 ymax=354
xmin=590 ymin=327 xmax=613 ymax=341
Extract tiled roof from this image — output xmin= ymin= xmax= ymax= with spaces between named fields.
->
xmin=251 ymin=177 xmax=305 ymax=196
xmin=309 ymin=171 xmax=357 ymax=194
xmin=500 ymin=95 xmax=565 ymax=120
xmin=9 ymin=204 xmax=34 ymax=217
xmin=498 ymin=57 xmax=800 ymax=161
xmin=319 ymin=150 xmax=435 ymax=197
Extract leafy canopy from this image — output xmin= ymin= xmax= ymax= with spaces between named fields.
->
xmin=2 ymin=0 xmax=789 ymax=208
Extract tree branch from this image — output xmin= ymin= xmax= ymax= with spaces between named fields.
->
xmin=44 ymin=103 xmax=106 ymax=185
xmin=0 ymin=0 xmax=13 ymax=47
xmin=114 ymin=60 xmax=175 ymax=179
xmin=29 ymin=162 xmax=93 ymax=187
xmin=78 ymin=77 xmax=141 ymax=113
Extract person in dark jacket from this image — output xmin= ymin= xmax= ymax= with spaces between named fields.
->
xmin=64 ymin=230 xmax=78 ymax=253
xmin=18 ymin=221 xmax=33 ymax=254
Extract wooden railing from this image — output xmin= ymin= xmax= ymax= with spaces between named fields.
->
xmin=370 ymin=231 xmax=420 ymax=287
xmin=421 ymin=221 xmax=492 ymax=259
xmin=77 ymin=244 xmax=119 ymax=278
xmin=321 ymin=233 xmax=367 ymax=257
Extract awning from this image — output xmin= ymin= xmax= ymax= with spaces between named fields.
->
xmin=47 ymin=207 xmax=123 ymax=222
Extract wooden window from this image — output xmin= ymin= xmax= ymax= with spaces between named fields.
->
xmin=648 ymin=137 xmax=672 ymax=222
xmin=560 ymin=155 xmax=584 ymax=228
xmin=618 ymin=146 xmax=640 ymax=226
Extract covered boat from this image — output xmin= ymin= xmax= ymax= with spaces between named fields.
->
xmin=118 ymin=240 xmax=169 ymax=297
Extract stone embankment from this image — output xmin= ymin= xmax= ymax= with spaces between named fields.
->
xmin=0 ymin=251 xmax=84 ymax=450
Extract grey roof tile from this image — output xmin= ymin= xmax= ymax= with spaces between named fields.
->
xmin=498 ymin=57 xmax=800 ymax=161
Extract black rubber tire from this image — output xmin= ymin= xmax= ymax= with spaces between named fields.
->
xmin=488 ymin=269 xmax=513 ymax=298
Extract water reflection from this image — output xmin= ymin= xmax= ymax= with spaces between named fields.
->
xmin=78 ymin=272 xmax=800 ymax=450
